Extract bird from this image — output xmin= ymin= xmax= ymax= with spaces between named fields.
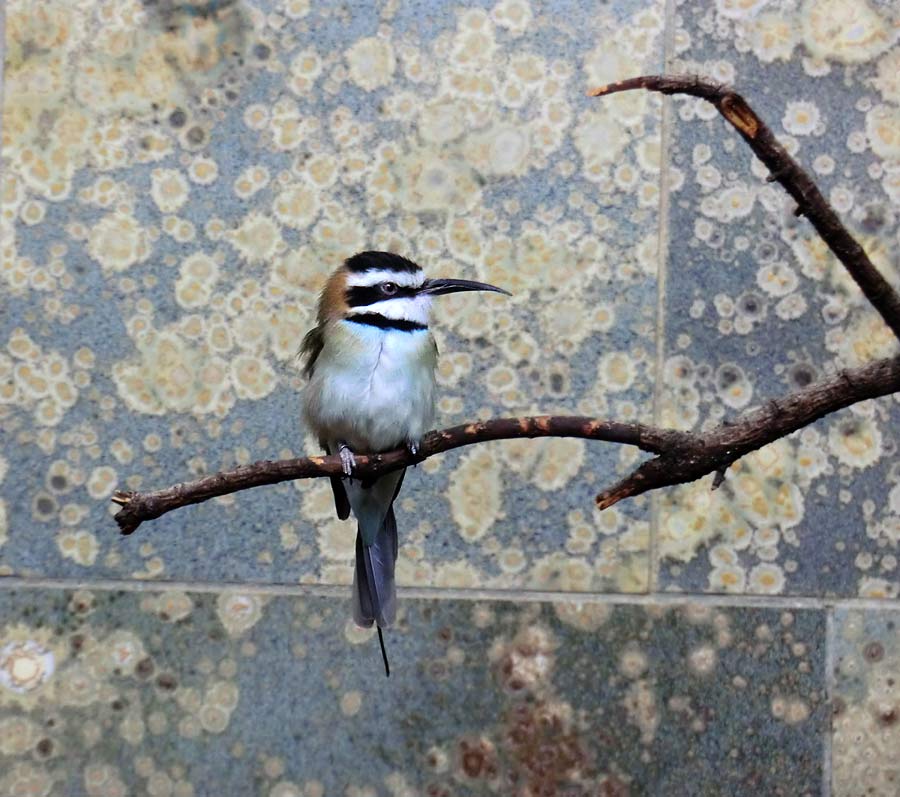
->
xmin=300 ymin=251 xmax=509 ymax=676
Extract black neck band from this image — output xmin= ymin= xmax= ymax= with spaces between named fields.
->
xmin=346 ymin=313 xmax=427 ymax=332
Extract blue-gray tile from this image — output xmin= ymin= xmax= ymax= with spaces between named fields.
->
xmin=0 ymin=588 xmax=826 ymax=795
xmin=832 ymin=606 xmax=900 ymax=797
xmin=0 ymin=0 xmax=671 ymax=593
xmin=655 ymin=0 xmax=900 ymax=597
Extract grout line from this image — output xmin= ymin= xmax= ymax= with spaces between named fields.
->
xmin=2 ymin=576 xmax=900 ymax=612
xmin=0 ymin=576 xmax=351 ymax=598
xmin=647 ymin=0 xmax=678 ymax=595
xmin=822 ymin=606 xmax=835 ymax=797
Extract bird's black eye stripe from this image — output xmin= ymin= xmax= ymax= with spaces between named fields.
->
xmin=346 ymin=284 xmax=417 ymax=307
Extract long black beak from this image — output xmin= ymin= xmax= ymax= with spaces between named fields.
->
xmin=419 ymin=278 xmax=511 ymax=296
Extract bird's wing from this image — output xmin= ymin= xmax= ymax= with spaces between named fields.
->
xmin=391 ymin=468 xmax=406 ymax=504
xmin=329 ymin=475 xmax=352 ymax=520
xmin=300 ymin=327 xmax=347 ymax=517
xmin=298 ymin=324 xmax=325 ymax=378
xmin=321 ymin=441 xmax=351 ymax=520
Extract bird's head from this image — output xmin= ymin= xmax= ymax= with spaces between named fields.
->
xmin=318 ymin=251 xmax=510 ymax=327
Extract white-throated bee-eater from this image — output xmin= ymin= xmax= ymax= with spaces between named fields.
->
xmin=301 ymin=251 xmax=509 ymax=675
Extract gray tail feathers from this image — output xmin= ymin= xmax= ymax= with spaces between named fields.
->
xmin=351 ymin=505 xmax=398 ymax=629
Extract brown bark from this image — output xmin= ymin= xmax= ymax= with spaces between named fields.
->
xmin=595 ymin=355 xmax=900 ymax=509
xmin=112 ymin=357 xmax=899 ymax=534
xmin=112 ymin=416 xmax=674 ymax=535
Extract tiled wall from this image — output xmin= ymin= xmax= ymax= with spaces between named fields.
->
xmin=1 ymin=0 xmax=898 ymax=793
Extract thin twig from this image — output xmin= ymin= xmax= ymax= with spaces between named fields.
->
xmin=588 ymin=75 xmax=900 ymax=341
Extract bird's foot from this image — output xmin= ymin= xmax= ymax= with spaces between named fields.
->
xmin=338 ymin=442 xmax=357 ymax=477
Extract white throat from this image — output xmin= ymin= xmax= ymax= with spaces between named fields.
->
xmin=348 ymin=294 xmax=433 ymax=325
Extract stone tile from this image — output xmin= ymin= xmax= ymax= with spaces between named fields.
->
xmin=655 ymin=1 xmax=900 ymax=597
xmin=832 ymin=606 xmax=900 ymax=797
xmin=0 ymin=588 xmax=826 ymax=795
xmin=0 ymin=0 xmax=668 ymax=592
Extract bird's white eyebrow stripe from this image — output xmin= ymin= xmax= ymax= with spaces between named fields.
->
xmin=345 ymin=269 xmax=424 ymax=289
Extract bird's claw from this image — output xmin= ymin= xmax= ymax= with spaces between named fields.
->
xmin=338 ymin=443 xmax=357 ymax=477
xmin=406 ymin=439 xmax=421 ymax=467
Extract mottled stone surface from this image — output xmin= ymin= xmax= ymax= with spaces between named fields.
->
xmin=656 ymin=0 xmax=900 ymax=597
xmin=0 ymin=590 xmax=827 ymax=795
xmin=0 ymin=0 xmax=666 ymax=593
xmin=2 ymin=0 xmax=899 ymax=793
xmin=832 ymin=607 xmax=900 ymax=797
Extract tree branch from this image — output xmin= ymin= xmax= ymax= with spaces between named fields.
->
xmin=112 ymin=416 xmax=681 ymax=535
xmin=113 ymin=358 xmax=899 ymax=534
xmin=588 ymin=75 xmax=900 ymax=341
xmin=112 ymin=75 xmax=900 ymax=536
xmin=595 ymin=355 xmax=900 ymax=509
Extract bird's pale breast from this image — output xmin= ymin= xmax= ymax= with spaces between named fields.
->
xmin=303 ymin=320 xmax=437 ymax=452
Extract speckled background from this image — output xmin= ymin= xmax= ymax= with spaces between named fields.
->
xmin=656 ymin=0 xmax=900 ymax=600
xmin=1 ymin=0 xmax=898 ymax=793
xmin=0 ymin=589 xmax=829 ymax=796
xmin=1 ymin=0 xmax=664 ymax=592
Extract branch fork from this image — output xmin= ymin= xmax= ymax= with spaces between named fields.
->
xmin=113 ymin=75 xmax=900 ymax=537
